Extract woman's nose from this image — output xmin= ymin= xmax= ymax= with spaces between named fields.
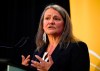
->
xmin=49 ymin=19 xmax=55 ymax=24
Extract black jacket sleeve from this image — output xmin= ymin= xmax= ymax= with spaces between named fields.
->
xmin=70 ymin=41 xmax=90 ymax=71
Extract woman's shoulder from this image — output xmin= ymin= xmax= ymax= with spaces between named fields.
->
xmin=68 ymin=41 xmax=89 ymax=52
xmin=70 ymin=41 xmax=88 ymax=47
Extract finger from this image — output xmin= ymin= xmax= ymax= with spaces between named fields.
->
xmin=26 ymin=59 xmax=30 ymax=62
xmin=35 ymin=55 xmax=44 ymax=62
xmin=21 ymin=55 xmax=25 ymax=61
xmin=31 ymin=60 xmax=39 ymax=67
xmin=31 ymin=60 xmax=40 ymax=68
xmin=31 ymin=61 xmax=37 ymax=67
xmin=26 ymin=55 xmax=30 ymax=60
xmin=31 ymin=60 xmax=34 ymax=64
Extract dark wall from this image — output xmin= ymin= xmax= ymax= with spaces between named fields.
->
xmin=1 ymin=0 xmax=37 ymax=47
xmin=0 ymin=0 xmax=70 ymax=47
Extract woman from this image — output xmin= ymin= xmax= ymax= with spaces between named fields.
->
xmin=21 ymin=4 xmax=90 ymax=71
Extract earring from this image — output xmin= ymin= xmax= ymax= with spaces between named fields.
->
xmin=43 ymin=33 xmax=46 ymax=43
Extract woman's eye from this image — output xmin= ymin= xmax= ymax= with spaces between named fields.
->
xmin=45 ymin=17 xmax=50 ymax=20
xmin=54 ymin=17 xmax=61 ymax=20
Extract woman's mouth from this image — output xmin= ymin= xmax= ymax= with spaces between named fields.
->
xmin=48 ymin=26 xmax=56 ymax=29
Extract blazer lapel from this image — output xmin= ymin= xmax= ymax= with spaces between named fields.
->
xmin=51 ymin=44 xmax=64 ymax=62
xmin=38 ymin=43 xmax=66 ymax=62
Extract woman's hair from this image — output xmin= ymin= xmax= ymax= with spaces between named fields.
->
xmin=35 ymin=4 xmax=78 ymax=50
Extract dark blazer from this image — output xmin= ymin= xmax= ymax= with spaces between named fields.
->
xmin=27 ymin=41 xmax=90 ymax=71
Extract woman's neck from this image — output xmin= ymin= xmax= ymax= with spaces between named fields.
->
xmin=46 ymin=35 xmax=60 ymax=55
xmin=48 ymin=35 xmax=60 ymax=45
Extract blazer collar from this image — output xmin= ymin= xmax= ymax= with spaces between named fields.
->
xmin=39 ymin=43 xmax=65 ymax=62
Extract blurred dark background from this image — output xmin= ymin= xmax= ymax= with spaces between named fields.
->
xmin=0 ymin=0 xmax=70 ymax=70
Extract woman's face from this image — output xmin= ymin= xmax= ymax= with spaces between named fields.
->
xmin=43 ymin=8 xmax=64 ymax=36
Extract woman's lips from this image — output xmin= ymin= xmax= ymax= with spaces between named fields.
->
xmin=48 ymin=25 xmax=56 ymax=29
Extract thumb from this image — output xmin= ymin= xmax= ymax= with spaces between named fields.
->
xmin=21 ymin=55 xmax=25 ymax=61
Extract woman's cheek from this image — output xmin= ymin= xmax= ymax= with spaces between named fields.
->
xmin=43 ymin=21 xmax=48 ymax=27
xmin=57 ymin=24 xmax=64 ymax=34
xmin=43 ymin=24 xmax=47 ymax=32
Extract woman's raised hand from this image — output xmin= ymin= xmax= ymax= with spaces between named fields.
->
xmin=21 ymin=55 xmax=30 ymax=66
xmin=31 ymin=55 xmax=54 ymax=71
